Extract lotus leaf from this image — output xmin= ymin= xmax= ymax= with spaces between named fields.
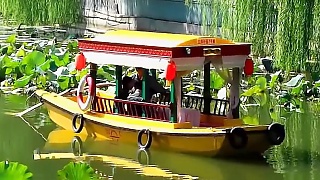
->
xmin=241 ymin=86 xmax=261 ymax=97
xmin=0 ymin=161 xmax=33 ymax=180
xmin=269 ymin=71 xmax=281 ymax=89
xmin=210 ymin=71 xmax=225 ymax=90
xmin=21 ymin=51 xmax=46 ymax=75
xmin=46 ymin=70 xmax=58 ymax=81
xmin=76 ymin=69 xmax=89 ymax=82
xmin=14 ymin=75 xmax=33 ymax=88
xmin=255 ymin=93 xmax=267 ymax=106
xmin=5 ymin=34 xmax=16 ymax=44
xmin=256 ymin=77 xmax=267 ymax=90
xmin=53 ymin=51 xmax=70 ymax=67
xmin=38 ymin=60 xmax=53 ymax=72
xmin=57 ymin=162 xmax=98 ymax=180
xmin=36 ymin=74 xmax=47 ymax=88
xmin=57 ymin=76 xmax=70 ymax=90
xmin=6 ymin=45 xmax=14 ymax=55
xmin=16 ymin=48 xmax=26 ymax=57
xmin=67 ymin=41 xmax=79 ymax=53
xmin=314 ymin=79 xmax=320 ymax=88
xmin=97 ymin=67 xmax=115 ymax=82
xmin=285 ymin=74 xmax=304 ymax=87
xmin=0 ymin=55 xmax=19 ymax=75
xmin=54 ymin=67 xmax=70 ymax=77
xmin=243 ymin=116 xmax=259 ymax=125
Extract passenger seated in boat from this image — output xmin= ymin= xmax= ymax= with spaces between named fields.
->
xmin=127 ymin=67 xmax=168 ymax=117
xmin=127 ymin=67 xmax=168 ymax=102
xmin=117 ymin=76 xmax=134 ymax=100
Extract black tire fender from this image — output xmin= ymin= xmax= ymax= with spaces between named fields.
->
xmin=137 ymin=129 xmax=152 ymax=150
xmin=228 ymin=127 xmax=248 ymax=149
xmin=266 ymin=122 xmax=285 ymax=145
xmin=72 ymin=114 xmax=85 ymax=133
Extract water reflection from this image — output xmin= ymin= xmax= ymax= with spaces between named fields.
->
xmin=242 ymin=97 xmax=320 ymax=180
xmin=34 ymin=128 xmax=282 ymax=180
xmin=3 ymin=94 xmax=320 ymax=179
xmin=34 ymin=129 xmax=198 ymax=179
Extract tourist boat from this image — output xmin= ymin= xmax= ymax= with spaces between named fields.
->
xmin=33 ymin=128 xmax=283 ymax=180
xmin=35 ymin=30 xmax=285 ymax=157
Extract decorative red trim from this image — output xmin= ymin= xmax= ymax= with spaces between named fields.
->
xmin=79 ymin=41 xmax=173 ymax=57
xmin=78 ymin=40 xmax=252 ymax=59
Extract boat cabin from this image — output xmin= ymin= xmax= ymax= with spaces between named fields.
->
xmin=76 ymin=30 xmax=253 ymax=127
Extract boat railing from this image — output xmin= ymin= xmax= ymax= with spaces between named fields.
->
xmin=151 ymin=93 xmax=230 ymax=116
xmin=182 ymin=94 xmax=230 ymax=116
xmin=91 ymin=96 xmax=170 ymax=121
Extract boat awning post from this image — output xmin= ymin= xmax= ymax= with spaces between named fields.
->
xmin=203 ymin=62 xmax=211 ymax=114
xmin=228 ymin=68 xmax=240 ymax=119
xmin=90 ymin=63 xmax=98 ymax=96
xmin=115 ymin=65 xmax=122 ymax=113
xmin=115 ymin=66 xmax=122 ymax=97
xmin=150 ymin=69 xmax=156 ymax=79
xmin=142 ymin=68 xmax=150 ymax=117
xmin=170 ymin=79 xmax=177 ymax=123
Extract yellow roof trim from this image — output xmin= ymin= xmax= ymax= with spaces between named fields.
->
xmin=89 ymin=30 xmax=235 ymax=47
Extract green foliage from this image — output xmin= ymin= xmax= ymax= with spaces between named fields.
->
xmin=182 ymin=69 xmax=225 ymax=95
xmin=188 ymin=0 xmax=320 ymax=72
xmin=0 ymin=34 xmax=115 ymax=93
xmin=241 ymin=71 xmax=320 ymax=111
xmin=97 ymin=66 xmax=115 ymax=82
xmin=14 ymin=75 xmax=33 ymax=88
xmin=0 ymin=0 xmax=82 ymax=26
xmin=0 ymin=161 xmax=33 ymax=180
xmin=6 ymin=34 xmax=17 ymax=44
xmin=0 ymin=161 xmax=100 ymax=180
xmin=242 ymin=76 xmax=267 ymax=97
xmin=57 ymin=162 xmax=98 ymax=180
xmin=210 ymin=71 xmax=225 ymax=90
xmin=269 ymin=71 xmax=282 ymax=90
xmin=242 ymin=115 xmax=259 ymax=125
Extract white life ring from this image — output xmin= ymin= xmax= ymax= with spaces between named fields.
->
xmin=77 ymin=74 xmax=95 ymax=111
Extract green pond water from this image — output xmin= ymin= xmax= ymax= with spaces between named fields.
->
xmin=1 ymin=93 xmax=320 ymax=180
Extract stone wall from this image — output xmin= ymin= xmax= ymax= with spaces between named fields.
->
xmin=79 ymin=0 xmax=210 ymax=35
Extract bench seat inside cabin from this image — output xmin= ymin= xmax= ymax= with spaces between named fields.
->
xmin=86 ymin=90 xmax=233 ymax=127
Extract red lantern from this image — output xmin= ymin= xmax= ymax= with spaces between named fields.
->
xmin=75 ymin=52 xmax=86 ymax=71
xmin=165 ymin=61 xmax=176 ymax=81
xmin=244 ymin=57 xmax=254 ymax=76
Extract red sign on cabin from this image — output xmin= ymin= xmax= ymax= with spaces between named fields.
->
xmin=197 ymin=38 xmax=216 ymax=45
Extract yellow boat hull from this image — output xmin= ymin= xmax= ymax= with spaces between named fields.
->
xmin=35 ymin=129 xmax=282 ymax=180
xmin=36 ymin=90 xmax=283 ymax=157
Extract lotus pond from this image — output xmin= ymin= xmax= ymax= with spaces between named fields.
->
xmin=1 ymin=90 xmax=320 ymax=180
xmin=1 ymin=26 xmax=320 ymax=180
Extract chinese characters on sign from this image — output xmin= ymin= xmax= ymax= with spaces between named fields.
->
xmin=197 ymin=38 xmax=216 ymax=45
